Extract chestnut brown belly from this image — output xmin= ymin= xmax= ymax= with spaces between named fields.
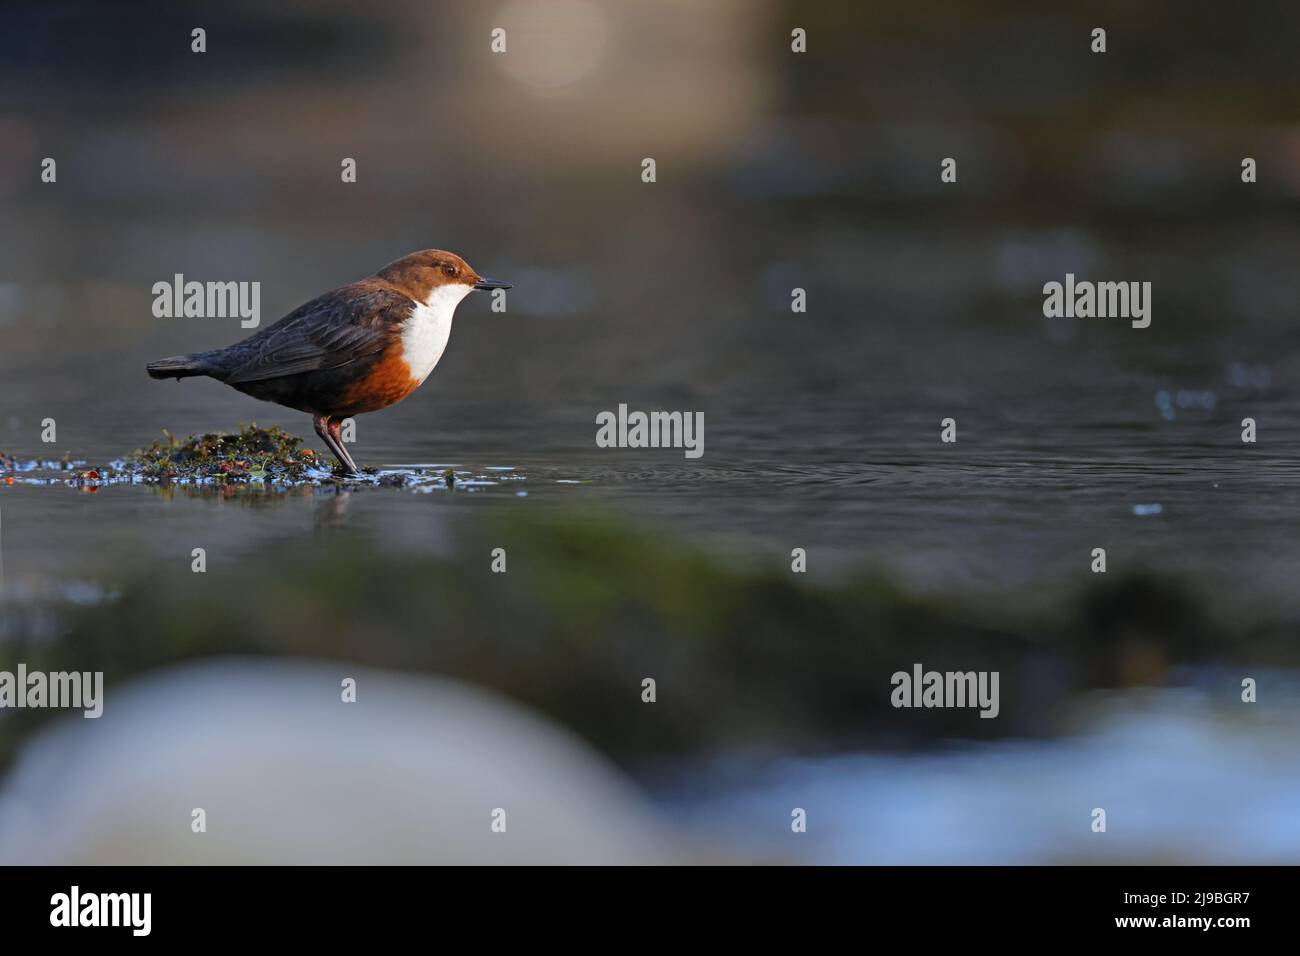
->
xmin=227 ymin=343 xmax=421 ymax=418
xmin=334 ymin=344 xmax=421 ymax=415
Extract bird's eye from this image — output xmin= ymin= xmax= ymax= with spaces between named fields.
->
xmin=442 ymin=263 xmax=457 ymax=277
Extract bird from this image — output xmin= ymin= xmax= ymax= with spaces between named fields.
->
xmin=146 ymin=249 xmax=511 ymax=475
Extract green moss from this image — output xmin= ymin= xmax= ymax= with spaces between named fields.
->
xmin=126 ymin=424 xmax=327 ymax=484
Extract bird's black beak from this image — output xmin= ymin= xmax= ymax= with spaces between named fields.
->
xmin=473 ymin=276 xmax=512 ymax=291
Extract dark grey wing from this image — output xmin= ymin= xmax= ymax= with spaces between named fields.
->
xmin=220 ymin=286 xmax=412 ymax=385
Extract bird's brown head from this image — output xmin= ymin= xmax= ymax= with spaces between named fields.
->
xmin=377 ymin=249 xmax=511 ymax=303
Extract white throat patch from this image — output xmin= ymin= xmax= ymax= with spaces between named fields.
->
xmin=402 ymin=283 xmax=473 ymax=384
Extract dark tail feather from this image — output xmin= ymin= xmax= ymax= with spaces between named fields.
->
xmin=146 ymin=355 xmax=216 ymax=380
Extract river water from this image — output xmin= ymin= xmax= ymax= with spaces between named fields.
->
xmin=3 ymin=0 xmax=1299 ymax=863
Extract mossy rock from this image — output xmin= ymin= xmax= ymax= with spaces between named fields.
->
xmin=127 ymin=424 xmax=328 ymax=483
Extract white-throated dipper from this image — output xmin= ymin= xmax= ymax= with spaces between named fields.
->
xmin=147 ymin=249 xmax=511 ymax=474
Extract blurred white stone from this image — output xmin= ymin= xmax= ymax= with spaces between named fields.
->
xmin=0 ymin=658 xmax=680 ymax=864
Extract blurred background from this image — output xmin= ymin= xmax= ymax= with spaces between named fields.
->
xmin=2 ymin=0 xmax=1300 ymax=863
